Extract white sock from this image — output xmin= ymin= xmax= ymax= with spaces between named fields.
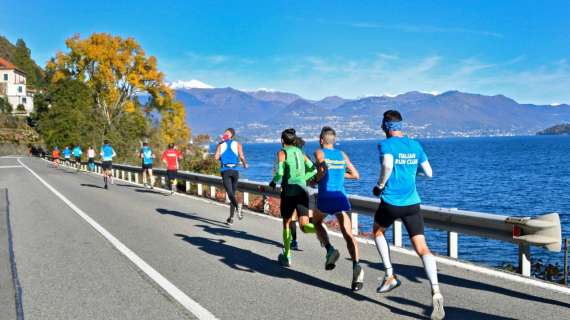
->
xmin=374 ymin=235 xmax=393 ymax=277
xmin=421 ymin=254 xmax=440 ymax=293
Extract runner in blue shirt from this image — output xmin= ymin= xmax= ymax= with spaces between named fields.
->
xmin=140 ymin=142 xmax=155 ymax=189
xmin=72 ymin=145 xmax=82 ymax=171
xmin=62 ymin=146 xmax=71 ymax=166
xmin=214 ymin=128 xmax=248 ymax=225
xmin=372 ymin=110 xmax=444 ymax=320
xmin=100 ymin=140 xmax=117 ymax=189
xmin=311 ymin=126 xmax=364 ymax=291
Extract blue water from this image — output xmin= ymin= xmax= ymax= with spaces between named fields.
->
xmin=215 ymin=136 xmax=570 ymax=268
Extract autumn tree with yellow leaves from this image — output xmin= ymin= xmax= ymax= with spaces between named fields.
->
xmin=41 ymin=33 xmax=193 ymax=166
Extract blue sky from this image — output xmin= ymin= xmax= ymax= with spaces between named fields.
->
xmin=1 ymin=0 xmax=569 ymax=104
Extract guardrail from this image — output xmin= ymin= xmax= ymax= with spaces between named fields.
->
xmin=49 ymin=156 xmax=562 ymax=277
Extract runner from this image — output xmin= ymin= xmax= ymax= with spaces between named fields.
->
xmin=62 ymin=146 xmax=71 ymax=166
xmin=87 ymin=146 xmax=96 ymax=172
xmin=372 ymin=110 xmax=444 ymax=320
xmin=73 ymin=144 xmax=82 ymax=171
xmin=140 ymin=142 xmax=155 ymax=189
xmin=215 ymin=128 xmax=248 ymax=225
xmin=162 ymin=143 xmax=182 ymax=195
xmin=269 ymin=128 xmax=318 ymax=267
xmin=311 ymin=126 xmax=364 ymax=291
xmin=51 ymin=147 xmax=60 ymax=168
xmin=100 ymin=140 xmax=117 ymax=189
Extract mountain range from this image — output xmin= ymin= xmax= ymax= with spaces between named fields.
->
xmin=172 ymin=81 xmax=570 ymax=142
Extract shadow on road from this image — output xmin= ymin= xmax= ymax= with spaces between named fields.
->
xmin=357 ymin=258 xmax=570 ymax=309
xmin=80 ymin=183 xmax=104 ymax=189
xmin=116 ymin=184 xmax=139 ymax=188
xmin=156 ymin=208 xmax=229 ymax=228
xmin=175 ymin=234 xmax=387 ymax=304
xmin=387 ymin=296 xmax=517 ymax=320
xmin=135 ymin=189 xmax=167 ymax=196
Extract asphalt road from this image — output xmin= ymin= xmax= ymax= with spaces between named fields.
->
xmin=1 ymin=156 xmax=569 ymax=320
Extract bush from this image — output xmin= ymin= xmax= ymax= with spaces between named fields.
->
xmin=0 ymin=97 xmax=12 ymax=113
xmin=16 ymin=104 xmax=26 ymax=113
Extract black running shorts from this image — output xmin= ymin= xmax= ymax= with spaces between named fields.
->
xmin=102 ymin=161 xmax=112 ymax=170
xmin=374 ymin=201 xmax=424 ymax=237
xmin=88 ymin=158 xmax=94 ymax=164
xmin=142 ymin=163 xmax=153 ymax=170
xmin=280 ymin=191 xmax=310 ymax=220
xmin=74 ymin=156 xmax=81 ymax=163
xmin=166 ymin=170 xmax=177 ymax=181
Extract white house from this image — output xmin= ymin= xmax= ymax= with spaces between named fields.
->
xmin=0 ymin=57 xmax=34 ymax=114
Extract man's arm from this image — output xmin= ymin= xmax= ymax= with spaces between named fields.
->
xmin=314 ymin=149 xmax=326 ymax=182
xmin=303 ymin=155 xmax=317 ymax=182
xmin=418 ymin=160 xmax=433 ymax=178
xmin=377 ymin=154 xmax=394 ymax=188
xmin=343 ymin=151 xmax=359 ymax=180
xmin=237 ymin=143 xmax=248 ymax=168
xmin=271 ymin=151 xmax=286 ymax=184
xmin=214 ymin=144 xmax=221 ymax=161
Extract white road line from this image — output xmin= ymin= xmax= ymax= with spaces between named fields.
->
xmin=18 ymin=158 xmax=218 ymax=320
xmin=0 ymin=165 xmax=24 ymax=169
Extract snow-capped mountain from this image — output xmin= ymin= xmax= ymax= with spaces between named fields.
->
xmin=169 ymin=79 xmax=214 ymax=90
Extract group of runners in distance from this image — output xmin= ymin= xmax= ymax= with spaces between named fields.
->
xmin=49 ymin=109 xmax=445 ymax=320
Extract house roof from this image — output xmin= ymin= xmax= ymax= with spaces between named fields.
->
xmin=0 ymin=57 xmax=25 ymax=74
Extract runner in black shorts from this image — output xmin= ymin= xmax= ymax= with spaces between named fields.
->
xmin=269 ymin=129 xmax=317 ymax=267
xmin=372 ymin=110 xmax=444 ymax=320
xmin=375 ymin=202 xmax=424 ymax=238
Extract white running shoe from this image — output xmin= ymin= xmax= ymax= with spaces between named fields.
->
xmin=376 ymin=275 xmax=401 ymax=293
xmin=431 ymin=292 xmax=445 ymax=320
xmin=237 ymin=204 xmax=243 ymax=220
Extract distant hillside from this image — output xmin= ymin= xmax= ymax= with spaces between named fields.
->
xmin=0 ymin=35 xmax=46 ymax=89
xmin=174 ymin=86 xmax=570 ymax=141
xmin=537 ymin=123 xmax=570 ymax=135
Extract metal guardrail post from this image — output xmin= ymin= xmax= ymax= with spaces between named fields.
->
xmin=243 ymin=192 xmax=249 ymax=207
xmin=128 ymin=171 xmax=132 ymax=182
xmin=210 ymin=186 xmax=216 ymax=199
xmin=518 ymin=244 xmax=531 ymax=277
xmin=263 ymin=195 xmax=269 ymax=214
xmin=134 ymin=173 xmax=139 ymax=184
xmin=393 ymin=220 xmax=403 ymax=247
xmin=161 ymin=176 xmax=166 ymax=186
xmin=121 ymin=170 xmax=125 ymax=180
xmin=564 ymin=238 xmax=570 ymax=285
xmin=197 ymin=183 xmax=203 ymax=196
xmin=448 ymin=231 xmax=459 ymax=259
xmin=185 ymin=181 xmax=191 ymax=193
xmin=351 ymin=212 xmax=359 ymax=235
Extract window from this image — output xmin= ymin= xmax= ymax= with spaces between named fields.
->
xmin=3 ymin=74 xmax=7 ymax=81
xmin=22 ymin=97 xmax=27 ymax=104
xmin=18 ymin=86 xmax=22 ymax=93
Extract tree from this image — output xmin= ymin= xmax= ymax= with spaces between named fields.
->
xmin=13 ymin=39 xmax=45 ymax=89
xmin=158 ymin=100 xmax=191 ymax=146
xmin=46 ymin=33 xmax=173 ymax=133
xmin=37 ymin=79 xmax=99 ymax=148
xmin=0 ymin=97 xmax=13 ymax=113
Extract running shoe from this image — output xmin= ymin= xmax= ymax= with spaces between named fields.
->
xmin=143 ymin=183 xmax=148 ymax=188
xmin=278 ymin=253 xmax=291 ymax=267
xmin=431 ymin=291 xmax=445 ymax=320
xmin=325 ymin=247 xmax=340 ymax=270
xmin=376 ymin=275 xmax=401 ymax=293
xmin=291 ymin=240 xmax=299 ymax=251
xmin=351 ymin=264 xmax=364 ymax=291
xmin=237 ymin=204 xmax=243 ymax=220
xmin=226 ymin=218 xmax=234 ymax=225
xmin=104 ymin=183 xmax=108 ymax=190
